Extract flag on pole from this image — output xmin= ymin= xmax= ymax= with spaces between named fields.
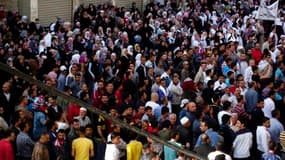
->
xmin=256 ymin=0 xmax=279 ymax=21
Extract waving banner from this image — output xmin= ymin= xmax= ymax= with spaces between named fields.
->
xmin=256 ymin=0 xmax=279 ymax=21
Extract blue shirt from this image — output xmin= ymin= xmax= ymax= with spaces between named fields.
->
xmin=164 ymin=141 xmax=182 ymax=160
xmin=269 ymin=118 xmax=284 ymax=143
xmin=262 ymin=151 xmax=281 ymax=160
xmin=195 ymin=129 xmax=221 ymax=148
xmin=33 ymin=111 xmax=47 ymax=140
xmin=245 ymin=88 xmax=258 ymax=113
xmin=275 ymin=68 xmax=284 ymax=82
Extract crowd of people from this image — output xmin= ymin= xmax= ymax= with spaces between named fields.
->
xmin=1 ymin=0 xmax=285 ymax=160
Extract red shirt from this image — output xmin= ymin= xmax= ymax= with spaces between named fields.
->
xmin=67 ymin=103 xmax=80 ymax=123
xmin=0 ymin=139 xmax=14 ymax=160
xmin=252 ymin=48 xmax=262 ymax=63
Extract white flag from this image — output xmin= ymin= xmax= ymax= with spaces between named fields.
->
xmin=256 ymin=0 xmax=279 ymax=21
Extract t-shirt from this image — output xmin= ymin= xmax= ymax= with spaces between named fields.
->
xmin=0 ymin=139 xmax=14 ymax=160
xmin=164 ymin=140 xmax=182 ymax=160
xmin=127 ymin=140 xmax=143 ymax=160
xmin=72 ymin=137 xmax=94 ymax=160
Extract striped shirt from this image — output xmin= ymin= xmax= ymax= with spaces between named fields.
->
xmin=232 ymin=103 xmax=250 ymax=120
xmin=232 ymin=129 xmax=253 ymax=158
xmin=280 ymin=131 xmax=285 ymax=152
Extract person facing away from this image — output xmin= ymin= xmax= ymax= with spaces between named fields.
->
xmin=256 ymin=116 xmax=271 ymax=159
xmin=0 ymin=128 xmax=17 ymax=160
xmin=72 ymin=126 xmax=94 ymax=160
xmin=164 ymin=131 xmax=182 ymax=160
xmin=32 ymin=132 xmax=50 ymax=160
xmin=262 ymin=141 xmax=281 ymax=160
xmin=105 ymin=133 xmax=121 ymax=160
xmin=16 ymin=121 xmax=35 ymax=160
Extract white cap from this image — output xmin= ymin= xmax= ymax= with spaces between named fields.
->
xmin=80 ymin=107 xmax=87 ymax=111
xmin=180 ymin=116 xmax=189 ymax=125
xmin=59 ymin=65 xmax=67 ymax=71
xmin=180 ymin=99 xmax=189 ymax=108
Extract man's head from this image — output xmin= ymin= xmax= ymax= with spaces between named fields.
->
xmin=145 ymin=106 xmax=153 ymax=116
xmin=48 ymin=96 xmax=57 ymax=106
xmin=201 ymin=133 xmax=211 ymax=144
xmin=57 ymin=129 xmax=66 ymax=140
xmin=262 ymin=117 xmax=270 ymax=128
xmin=72 ymin=118 xmax=80 ymax=130
xmin=19 ymin=121 xmax=31 ymax=133
xmin=39 ymin=132 xmax=50 ymax=144
xmin=200 ymin=121 xmax=210 ymax=132
xmin=2 ymin=82 xmax=10 ymax=93
xmin=111 ymin=133 xmax=121 ymax=145
xmin=4 ymin=128 xmax=17 ymax=142
xmin=79 ymin=107 xmax=87 ymax=117
xmin=85 ymin=124 xmax=93 ymax=137
xmin=187 ymin=102 xmax=197 ymax=112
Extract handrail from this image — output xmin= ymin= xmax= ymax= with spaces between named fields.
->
xmin=0 ymin=62 xmax=205 ymax=160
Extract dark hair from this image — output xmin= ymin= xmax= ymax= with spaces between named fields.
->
xmin=19 ymin=121 xmax=27 ymax=131
xmin=268 ymin=90 xmax=275 ymax=97
xmin=268 ymin=141 xmax=277 ymax=150
xmin=237 ymin=95 xmax=244 ymax=103
xmin=72 ymin=118 xmax=80 ymax=123
xmin=215 ymin=154 xmax=225 ymax=160
xmin=170 ymin=131 xmax=179 ymax=139
xmin=49 ymin=95 xmax=57 ymax=100
xmin=272 ymin=109 xmax=280 ymax=118
xmin=221 ymin=114 xmax=231 ymax=125
xmin=207 ymin=80 xmax=214 ymax=88
xmin=277 ymin=61 xmax=284 ymax=67
xmin=111 ymin=132 xmax=120 ymax=140
xmin=161 ymin=106 xmax=169 ymax=115
xmin=161 ymin=120 xmax=171 ymax=129
xmin=145 ymin=106 xmax=152 ymax=112
xmin=206 ymin=69 xmax=212 ymax=76
xmin=248 ymin=82 xmax=255 ymax=88
xmin=262 ymin=117 xmax=270 ymax=124
xmin=57 ymin=129 xmax=65 ymax=134
xmin=238 ymin=118 xmax=247 ymax=127
xmin=222 ymin=101 xmax=231 ymax=110
xmin=79 ymin=126 xmax=86 ymax=133
xmin=80 ymin=91 xmax=89 ymax=100
xmin=85 ymin=124 xmax=93 ymax=130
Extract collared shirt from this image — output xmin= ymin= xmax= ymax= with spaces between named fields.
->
xmin=4 ymin=92 xmax=10 ymax=101
xmin=232 ymin=129 xmax=253 ymax=158
xmin=195 ymin=129 xmax=221 ymax=148
xmin=262 ymin=151 xmax=281 ymax=160
xmin=269 ymin=118 xmax=284 ymax=143
xmin=16 ymin=131 xmax=35 ymax=158
xmin=256 ymin=126 xmax=271 ymax=153
xmin=245 ymin=88 xmax=258 ymax=113
xmin=263 ymin=97 xmax=275 ymax=118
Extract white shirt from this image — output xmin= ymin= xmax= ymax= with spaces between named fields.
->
xmin=236 ymin=61 xmax=248 ymax=76
xmin=217 ymin=110 xmax=232 ymax=125
xmin=4 ymin=92 xmax=10 ymax=101
xmin=232 ymin=130 xmax=253 ymax=158
xmin=145 ymin=100 xmax=160 ymax=110
xmin=208 ymin=150 xmax=232 ymax=160
xmin=105 ymin=143 xmax=120 ymax=160
xmin=244 ymin=66 xmax=253 ymax=85
xmin=263 ymin=97 xmax=275 ymax=118
xmin=214 ymin=80 xmax=227 ymax=91
xmin=256 ymin=126 xmax=271 ymax=153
